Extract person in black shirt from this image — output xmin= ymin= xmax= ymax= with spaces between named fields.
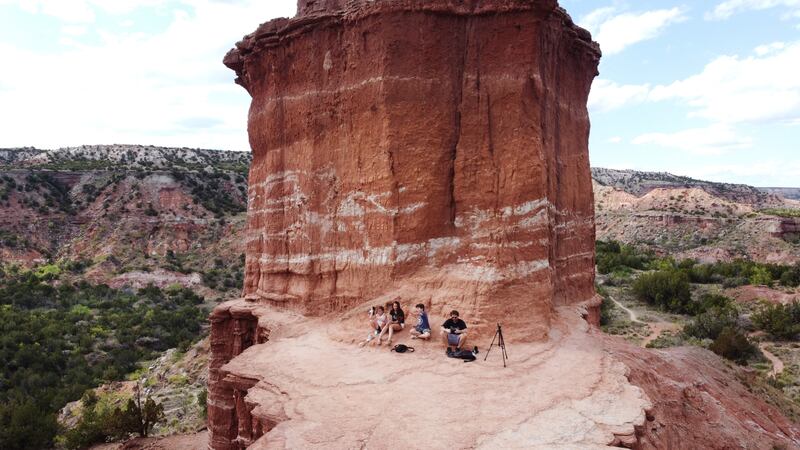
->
xmin=377 ymin=300 xmax=405 ymax=346
xmin=440 ymin=309 xmax=467 ymax=351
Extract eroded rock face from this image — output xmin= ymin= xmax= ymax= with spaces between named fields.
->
xmin=607 ymin=341 xmax=800 ymax=449
xmin=224 ymin=0 xmax=600 ymax=341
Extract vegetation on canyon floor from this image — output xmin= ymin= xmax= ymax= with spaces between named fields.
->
xmin=597 ymin=240 xmax=800 ymax=412
xmin=0 ymin=262 xmax=208 ymax=450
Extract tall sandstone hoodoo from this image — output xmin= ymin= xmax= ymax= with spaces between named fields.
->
xmin=224 ymin=0 xmax=600 ymax=337
xmin=207 ymin=1 xmax=800 ymax=449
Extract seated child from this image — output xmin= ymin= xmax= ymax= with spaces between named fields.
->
xmin=409 ymin=303 xmax=431 ymax=340
xmin=359 ymin=306 xmax=387 ymax=347
xmin=377 ymin=300 xmax=405 ymax=346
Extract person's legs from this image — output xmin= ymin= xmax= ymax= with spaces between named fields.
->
xmin=376 ymin=324 xmax=391 ymax=345
xmin=387 ymin=324 xmax=401 ymax=344
xmin=419 ymin=330 xmax=431 ymax=340
xmin=446 ymin=333 xmax=461 ymax=349
xmin=457 ymin=332 xmax=468 ymax=350
xmin=359 ymin=331 xmax=374 ymax=347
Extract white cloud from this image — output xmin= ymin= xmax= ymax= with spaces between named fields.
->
xmin=0 ymin=0 xmax=173 ymax=22
xmin=0 ymin=0 xmax=298 ymax=150
xmin=61 ymin=25 xmax=87 ymax=36
xmin=755 ymin=41 xmax=786 ymax=55
xmin=588 ymin=79 xmax=651 ymax=112
xmin=607 ymin=136 xmax=623 ymax=144
xmin=17 ymin=0 xmax=96 ymax=22
xmin=707 ymin=0 xmax=800 ymax=20
xmin=591 ymin=41 xmax=800 ymax=126
xmin=649 ymin=42 xmax=800 ymax=124
xmin=579 ymin=7 xmax=687 ymax=55
xmin=678 ymin=160 xmax=800 ymax=186
xmin=632 ymin=124 xmax=752 ymax=155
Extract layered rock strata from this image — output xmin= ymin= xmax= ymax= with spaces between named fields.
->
xmin=223 ymin=0 xmax=600 ymax=340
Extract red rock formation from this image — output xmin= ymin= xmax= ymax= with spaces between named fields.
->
xmin=606 ymin=340 xmax=800 ymax=449
xmin=224 ymin=0 xmax=600 ymax=341
xmin=207 ymin=1 xmax=800 ymax=449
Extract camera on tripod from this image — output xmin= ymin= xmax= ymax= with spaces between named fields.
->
xmin=484 ymin=323 xmax=508 ymax=367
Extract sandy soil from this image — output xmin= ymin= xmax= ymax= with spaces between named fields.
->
xmin=759 ymin=343 xmax=786 ymax=377
xmin=726 ymin=285 xmax=800 ymax=305
xmin=608 ymin=295 xmax=680 ymax=348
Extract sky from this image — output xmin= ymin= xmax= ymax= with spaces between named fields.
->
xmin=0 ymin=1 xmax=798 ymax=187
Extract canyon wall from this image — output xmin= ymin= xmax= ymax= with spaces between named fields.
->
xmin=223 ymin=0 xmax=600 ymax=339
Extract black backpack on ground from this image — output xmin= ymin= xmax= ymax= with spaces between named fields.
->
xmin=392 ymin=344 xmax=414 ymax=353
xmin=447 ymin=346 xmax=479 ymax=362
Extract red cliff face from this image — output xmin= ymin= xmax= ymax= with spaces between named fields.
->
xmin=224 ymin=0 xmax=600 ymax=338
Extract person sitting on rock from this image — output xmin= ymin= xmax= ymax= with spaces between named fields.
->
xmin=359 ymin=305 xmax=387 ymax=347
xmin=441 ymin=309 xmax=467 ymax=351
xmin=409 ymin=303 xmax=431 ymax=340
xmin=378 ymin=300 xmax=405 ymax=346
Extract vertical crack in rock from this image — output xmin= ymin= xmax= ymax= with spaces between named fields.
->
xmin=447 ymin=17 xmax=469 ymax=228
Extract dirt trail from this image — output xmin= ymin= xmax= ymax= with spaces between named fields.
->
xmin=759 ymin=343 xmax=785 ymax=377
xmin=608 ymin=296 xmax=680 ymax=348
xmin=609 ymin=296 xmax=642 ymax=324
xmin=641 ymin=322 xmax=681 ymax=348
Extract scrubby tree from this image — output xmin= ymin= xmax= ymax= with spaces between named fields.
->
xmin=750 ymin=266 xmax=773 ymax=287
xmin=710 ymin=327 xmax=759 ymax=364
xmin=632 ymin=269 xmax=693 ymax=314
xmin=752 ymin=301 xmax=800 ymax=340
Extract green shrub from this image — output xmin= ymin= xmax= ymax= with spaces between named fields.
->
xmin=0 ymin=271 xmax=207 ymax=449
xmin=596 ymin=240 xmax=653 ymax=274
xmin=750 ymin=266 xmax=773 ymax=286
xmin=684 ymin=304 xmax=738 ymax=340
xmin=197 ymin=390 xmax=208 ymax=420
xmin=62 ymin=392 xmax=164 ymax=449
xmin=761 ymin=208 xmax=800 ymax=218
xmin=752 ymin=301 xmax=800 ymax=340
xmin=709 ymin=327 xmax=759 ymax=364
xmin=597 ymin=287 xmax=615 ymax=326
xmin=632 ymin=269 xmax=693 ymax=314
xmin=779 ymin=262 xmax=800 ymax=288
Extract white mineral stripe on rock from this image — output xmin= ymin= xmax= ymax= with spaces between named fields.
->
xmin=247 ymin=171 xmax=302 ymax=191
xmin=458 ymin=198 xmax=553 ymax=231
xmin=395 ymin=242 xmax=426 ymax=263
xmin=555 ymin=251 xmax=594 ymax=261
xmin=554 ymin=218 xmax=594 ymax=230
xmin=510 ymin=259 xmax=551 ymax=278
xmin=426 ymin=237 xmax=461 ymax=257
xmin=264 ymin=75 xmax=441 ymax=103
xmin=257 ymin=241 xmax=430 ymax=267
xmin=338 ymin=190 xmax=426 ymax=217
xmin=443 ymin=259 xmax=550 ymax=282
xmin=514 ymin=198 xmax=550 ymax=216
xmin=469 ymin=240 xmax=536 ymax=250
xmin=518 ymin=209 xmax=548 ymax=228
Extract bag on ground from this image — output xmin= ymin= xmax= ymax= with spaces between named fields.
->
xmin=392 ymin=344 xmax=414 ymax=353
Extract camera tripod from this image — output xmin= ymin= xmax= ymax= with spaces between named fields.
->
xmin=484 ymin=323 xmax=508 ymax=367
